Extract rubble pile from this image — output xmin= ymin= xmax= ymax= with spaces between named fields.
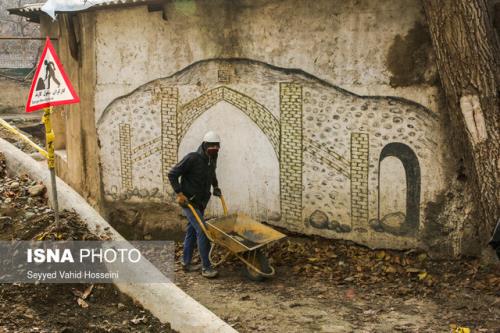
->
xmin=0 ymin=152 xmax=176 ymax=332
xmin=0 ymin=152 xmax=96 ymax=241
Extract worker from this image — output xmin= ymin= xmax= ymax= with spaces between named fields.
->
xmin=168 ymin=131 xmax=222 ymax=278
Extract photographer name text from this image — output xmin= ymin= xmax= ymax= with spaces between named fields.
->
xmin=26 ymin=270 xmax=119 ymax=281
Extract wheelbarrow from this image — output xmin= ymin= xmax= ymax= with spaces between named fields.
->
xmin=187 ymin=196 xmax=286 ymax=281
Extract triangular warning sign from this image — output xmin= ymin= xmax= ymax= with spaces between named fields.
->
xmin=26 ymin=37 xmax=79 ymax=113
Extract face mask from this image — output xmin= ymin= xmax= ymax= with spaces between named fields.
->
xmin=206 ymin=146 xmax=219 ymax=157
xmin=206 ymin=143 xmax=220 ymax=157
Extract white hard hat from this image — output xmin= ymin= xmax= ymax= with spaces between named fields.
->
xmin=203 ymin=131 xmax=220 ymax=143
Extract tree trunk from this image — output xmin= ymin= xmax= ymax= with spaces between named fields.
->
xmin=422 ymin=0 xmax=500 ymax=247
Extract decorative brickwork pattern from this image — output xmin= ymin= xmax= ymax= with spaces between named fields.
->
xmin=350 ymin=132 xmax=369 ymax=225
xmin=132 ymin=145 xmax=161 ymax=163
xmin=305 ymin=137 xmax=351 ymax=178
xmin=160 ymin=86 xmax=179 ymax=194
xmin=131 ymin=137 xmax=161 ymax=155
xmin=178 ymin=86 xmax=280 ymax=158
xmin=280 ymin=83 xmax=303 ymax=225
xmin=178 ymin=87 xmax=223 ymax=138
xmin=119 ymin=123 xmax=132 ymax=191
xmin=218 ymin=70 xmax=230 ymax=83
xmin=217 ymin=63 xmax=233 ymax=83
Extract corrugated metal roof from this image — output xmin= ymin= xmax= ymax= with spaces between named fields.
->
xmin=9 ymin=3 xmax=44 ymax=13
xmin=7 ymin=3 xmax=45 ymax=23
xmin=8 ymin=0 xmax=162 ymax=22
xmin=92 ymin=0 xmax=155 ymax=7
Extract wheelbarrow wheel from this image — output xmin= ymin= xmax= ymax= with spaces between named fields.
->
xmin=243 ymin=249 xmax=272 ymax=282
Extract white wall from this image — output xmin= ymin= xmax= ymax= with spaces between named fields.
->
xmin=94 ymin=0 xmax=453 ymax=250
xmin=379 ymin=157 xmax=407 ymax=217
xmin=94 ymin=0 xmax=440 ymax=124
xmin=178 ymin=101 xmax=280 ymax=219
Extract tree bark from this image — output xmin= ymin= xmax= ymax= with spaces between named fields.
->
xmin=422 ymin=0 xmax=500 ymax=246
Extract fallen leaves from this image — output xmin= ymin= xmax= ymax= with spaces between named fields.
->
xmin=262 ymin=233 xmax=499 ymax=297
xmin=375 ymin=250 xmax=386 ymax=260
xmin=418 ymin=271 xmax=428 ymax=280
xmin=82 ymin=284 xmax=94 ymax=299
xmin=385 ymin=265 xmax=397 ymax=274
xmin=77 ymin=298 xmax=89 ymax=308
xmin=345 ymin=288 xmax=356 ymax=300
xmin=72 ymin=284 xmax=94 ymax=308
xmin=0 ymin=151 xmax=176 ymax=332
xmin=0 ymin=153 xmax=99 ymax=242
xmin=405 ymin=267 xmax=421 ymax=273
xmin=130 ymin=315 xmax=147 ymax=325
xmin=450 ymin=324 xmax=471 ymax=333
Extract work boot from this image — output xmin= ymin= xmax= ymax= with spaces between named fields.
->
xmin=182 ymin=263 xmax=201 ymax=272
xmin=201 ymin=267 xmax=218 ymax=278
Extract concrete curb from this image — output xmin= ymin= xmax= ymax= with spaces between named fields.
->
xmin=0 ymin=138 xmax=237 ymax=333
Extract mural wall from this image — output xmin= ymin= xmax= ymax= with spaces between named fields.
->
xmin=97 ymin=60 xmax=445 ymax=249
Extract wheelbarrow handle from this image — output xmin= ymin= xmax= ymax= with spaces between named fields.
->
xmin=219 ymin=195 xmax=228 ymax=216
xmin=186 ymin=196 xmax=228 ymax=242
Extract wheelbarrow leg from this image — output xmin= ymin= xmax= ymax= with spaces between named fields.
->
xmin=237 ymin=249 xmax=275 ymax=281
xmin=209 ymin=243 xmax=233 ymax=268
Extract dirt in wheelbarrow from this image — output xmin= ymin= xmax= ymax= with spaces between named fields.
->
xmin=0 ymin=152 xmax=176 ymax=333
xmin=174 ymin=232 xmax=500 ymax=333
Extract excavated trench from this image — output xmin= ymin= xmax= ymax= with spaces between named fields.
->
xmin=104 ymin=201 xmax=186 ymax=241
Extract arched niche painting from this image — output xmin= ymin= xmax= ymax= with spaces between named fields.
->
xmin=372 ymin=142 xmax=421 ymax=236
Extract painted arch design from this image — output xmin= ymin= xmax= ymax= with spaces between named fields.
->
xmin=178 ymin=86 xmax=281 ymax=158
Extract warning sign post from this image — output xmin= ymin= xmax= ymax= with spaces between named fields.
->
xmin=25 ymin=37 xmax=80 ymax=230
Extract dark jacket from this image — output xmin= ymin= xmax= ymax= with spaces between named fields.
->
xmin=167 ymin=143 xmax=218 ymax=210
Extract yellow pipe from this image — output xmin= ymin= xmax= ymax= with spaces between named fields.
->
xmin=0 ymin=117 xmax=48 ymax=158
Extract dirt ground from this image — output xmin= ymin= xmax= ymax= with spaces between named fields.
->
xmin=0 ymin=152 xmax=176 ymax=333
xmin=1 ymin=119 xmax=499 ymax=333
xmin=174 ymin=236 xmax=500 ymax=333
xmin=0 ymin=119 xmax=42 ymax=155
